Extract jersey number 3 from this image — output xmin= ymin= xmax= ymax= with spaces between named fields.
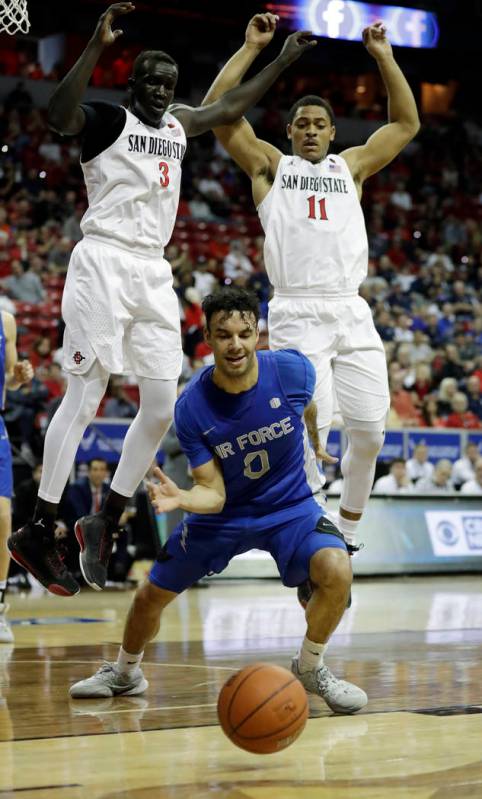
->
xmin=307 ymin=195 xmax=328 ymax=220
xmin=159 ymin=161 xmax=170 ymax=188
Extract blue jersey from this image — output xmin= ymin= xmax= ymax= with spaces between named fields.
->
xmin=0 ymin=312 xmax=5 ymax=410
xmin=174 ymin=349 xmax=323 ymax=519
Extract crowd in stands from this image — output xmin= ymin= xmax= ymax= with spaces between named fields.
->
xmin=0 ymin=41 xmax=390 ymax=121
xmin=325 ymin=442 xmax=482 ymax=496
xmin=376 ymin=442 xmax=482 ymax=495
xmin=0 ymin=75 xmax=480 ymax=493
xmin=0 ymin=44 xmax=138 ymax=87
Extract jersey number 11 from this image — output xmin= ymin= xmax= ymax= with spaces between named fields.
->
xmin=307 ymin=195 xmax=328 ymax=221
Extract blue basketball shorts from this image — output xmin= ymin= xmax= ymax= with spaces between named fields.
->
xmin=0 ymin=417 xmax=12 ymax=499
xmin=149 ymin=497 xmax=347 ymax=593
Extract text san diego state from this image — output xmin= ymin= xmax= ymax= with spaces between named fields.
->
xmin=128 ymin=134 xmax=186 ymax=160
xmin=281 ymin=174 xmax=348 ymax=193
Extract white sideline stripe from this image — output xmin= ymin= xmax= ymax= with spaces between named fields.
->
xmin=144 ymin=662 xmax=233 ymax=671
xmin=11 ymin=659 xmax=234 ymax=671
xmin=88 ymin=703 xmax=217 ymax=715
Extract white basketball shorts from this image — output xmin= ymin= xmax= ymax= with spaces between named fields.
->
xmin=268 ymin=291 xmax=389 ymax=428
xmin=62 ymin=236 xmax=183 ymax=379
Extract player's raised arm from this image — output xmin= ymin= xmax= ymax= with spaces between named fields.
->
xmin=48 ymin=2 xmax=135 ymax=135
xmin=341 ymin=21 xmax=420 ymax=187
xmin=147 ymin=463 xmax=226 ymax=515
xmin=203 ymin=13 xmax=279 ymax=105
xmin=200 ymin=14 xmax=286 ymax=194
xmin=170 ymin=30 xmax=317 ymax=138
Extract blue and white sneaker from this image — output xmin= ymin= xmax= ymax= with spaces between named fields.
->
xmin=292 ymin=657 xmax=367 ymax=715
xmin=70 ymin=662 xmax=148 ymax=698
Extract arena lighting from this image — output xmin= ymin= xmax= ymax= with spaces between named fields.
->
xmin=265 ymin=1 xmax=439 ymax=48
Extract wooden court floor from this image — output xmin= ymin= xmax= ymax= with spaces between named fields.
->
xmin=1 ymin=574 xmax=482 ymax=798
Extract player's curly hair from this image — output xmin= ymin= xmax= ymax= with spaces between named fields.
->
xmin=202 ymin=287 xmax=260 ymax=330
xmin=287 ymin=95 xmax=335 ymax=126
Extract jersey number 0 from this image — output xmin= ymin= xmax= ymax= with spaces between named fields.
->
xmin=244 ymin=450 xmax=270 ymax=480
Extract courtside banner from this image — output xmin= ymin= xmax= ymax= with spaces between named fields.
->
xmin=425 ymin=511 xmax=482 ymax=558
xmin=76 ymin=420 xmax=164 ymax=464
xmin=408 ymin=432 xmax=461 ymax=462
xmin=76 ymin=423 xmax=481 ymax=464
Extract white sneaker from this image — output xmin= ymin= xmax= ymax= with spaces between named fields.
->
xmin=292 ymin=657 xmax=367 ymax=715
xmin=70 ymin=662 xmax=148 ymax=698
xmin=0 ymin=603 xmax=14 ymax=644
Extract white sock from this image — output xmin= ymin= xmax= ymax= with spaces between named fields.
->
xmin=336 ymin=513 xmax=359 ymax=546
xmin=38 ymin=363 xmax=109 ymax=502
xmin=110 ymin=377 xmax=176 ymax=496
xmin=116 ymin=646 xmax=144 ymax=676
xmin=298 ymin=635 xmax=326 ymax=673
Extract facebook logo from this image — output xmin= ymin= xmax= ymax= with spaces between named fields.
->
xmin=291 ymin=0 xmax=439 ymax=48
xmin=404 ymin=11 xmax=429 ymax=48
xmin=321 ymin=0 xmax=346 ymax=38
xmin=306 ymin=0 xmax=358 ymax=40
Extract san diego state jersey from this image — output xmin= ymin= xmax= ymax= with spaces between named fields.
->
xmin=258 ymin=153 xmax=368 ymax=295
xmin=174 ymin=349 xmax=324 ymax=520
xmin=80 ymin=107 xmax=186 ymax=255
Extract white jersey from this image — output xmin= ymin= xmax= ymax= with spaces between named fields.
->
xmin=258 ymin=154 xmax=368 ymax=295
xmin=80 ymin=108 xmax=186 ymax=255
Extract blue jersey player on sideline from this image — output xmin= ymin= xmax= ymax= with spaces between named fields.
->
xmin=70 ymin=287 xmax=367 ymax=714
xmin=0 ymin=312 xmax=33 ymax=642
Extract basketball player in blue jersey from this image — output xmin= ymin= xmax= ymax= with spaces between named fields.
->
xmin=70 ymin=287 xmax=367 ymax=715
xmin=0 ymin=312 xmax=33 ymax=642
xmin=8 ymin=3 xmax=317 ymax=598
xmin=202 ymin=14 xmax=420 ymax=591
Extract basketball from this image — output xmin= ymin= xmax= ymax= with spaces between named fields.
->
xmin=217 ymin=663 xmax=309 ymax=754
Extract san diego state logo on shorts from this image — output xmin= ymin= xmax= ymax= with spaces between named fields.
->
xmin=73 ymin=351 xmax=86 ymax=365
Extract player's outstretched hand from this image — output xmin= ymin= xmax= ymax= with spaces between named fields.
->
xmin=245 ymin=13 xmax=278 ymax=50
xmin=13 ymin=359 xmax=33 ymax=386
xmin=279 ymin=30 xmax=317 ymax=64
xmin=314 ymin=445 xmax=338 ymax=465
xmin=147 ymin=467 xmax=182 ymax=513
xmin=92 ymin=2 xmax=135 ymax=48
xmin=362 ymin=20 xmax=393 ymax=59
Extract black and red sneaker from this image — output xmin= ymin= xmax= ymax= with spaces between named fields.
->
xmin=75 ymin=515 xmax=114 ymax=591
xmin=7 ymin=523 xmax=80 ymax=597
